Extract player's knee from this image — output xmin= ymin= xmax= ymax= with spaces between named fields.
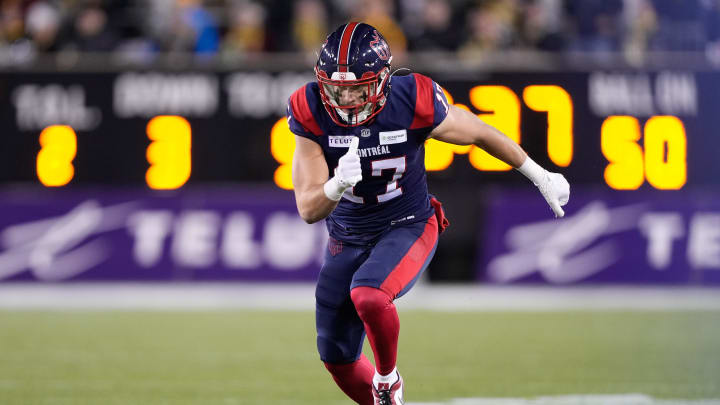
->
xmin=317 ymin=335 xmax=341 ymax=362
xmin=324 ymin=359 xmax=353 ymax=376
xmin=317 ymin=335 xmax=354 ymax=364
xmin=350 ymin=286 xmax=392 ymax=317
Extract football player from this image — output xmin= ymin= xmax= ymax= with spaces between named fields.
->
xmin=287 ymin=22 xmax=569 ymax=405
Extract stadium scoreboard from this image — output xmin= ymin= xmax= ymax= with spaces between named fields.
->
xmin=1 ymin=70 xmax=717 ymax=190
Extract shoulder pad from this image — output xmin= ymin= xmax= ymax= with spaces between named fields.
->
xmin=288 ymin=84 xmax=323 ymax=136
xmin=410 ymin=73 xmax=435 ymax=129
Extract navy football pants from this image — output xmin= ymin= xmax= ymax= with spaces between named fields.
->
xmin=315 ymin=214 xmax=439 ymax=364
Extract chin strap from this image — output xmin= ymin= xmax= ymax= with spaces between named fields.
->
xmin=389 ymin=67 xmax=411 ymax=78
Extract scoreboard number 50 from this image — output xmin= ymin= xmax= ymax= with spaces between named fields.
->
xmin=36 ymin=116 xmax=192 ymax=189
xmin=601 ymin=115 xmax=686 ymax=190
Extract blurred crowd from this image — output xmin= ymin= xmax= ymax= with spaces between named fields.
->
xmin=2 ymin=0 xmax=720 ymax=63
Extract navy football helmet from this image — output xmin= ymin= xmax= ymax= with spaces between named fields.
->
xmin=315 ymin=22 xmax=392 ymax=127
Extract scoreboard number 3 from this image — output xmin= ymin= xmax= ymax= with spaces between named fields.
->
xmin=145 ymin=116 xmax=192 ymax=190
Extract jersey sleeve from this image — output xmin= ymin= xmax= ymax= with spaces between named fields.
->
xmin=286 ymin=84 xmax=323 ymax=144
xmin=409 ymin=73 xmax=450 ymax=135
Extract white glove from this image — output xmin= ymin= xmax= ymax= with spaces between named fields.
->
xmin=323 ymin=137 xmax=362 ymax=201
xmin=517 ymin=157 xmax=570 ymax=218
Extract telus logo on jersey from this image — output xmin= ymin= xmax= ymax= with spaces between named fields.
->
xmin=328 ymin=135 xmax=356 ymax=147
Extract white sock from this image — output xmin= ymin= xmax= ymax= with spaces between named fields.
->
xmin=373 ymin=367 xmax=398 ymax=384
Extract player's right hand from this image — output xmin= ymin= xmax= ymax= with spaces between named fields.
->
xmin=517 ymin=156 xmax=569 ymax=218
xmin=536 ymin=170 xmax=570 ymax=218
xmin=335 ymin=137 xmax=362 ymax=187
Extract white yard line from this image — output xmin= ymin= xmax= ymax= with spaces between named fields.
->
xmin=408 ymin=394 xmax=720 ymax=404
xmin=0 ymin=282 xmax=719 ymax=311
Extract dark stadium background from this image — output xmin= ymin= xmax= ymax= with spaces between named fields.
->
xmin=1 ymin=2 xmax=719 ymax=404
xmin=2 ymin=0 xmax=720 ymax=284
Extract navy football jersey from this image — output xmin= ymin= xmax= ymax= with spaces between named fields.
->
xmin=287 ymin=73 xmax=450 ymax=244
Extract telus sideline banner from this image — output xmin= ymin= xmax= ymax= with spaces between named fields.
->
xmin=0 ymin=188 xmax=327 ymax=282
xmin=479 ymin=189 xmax=720 ymax=285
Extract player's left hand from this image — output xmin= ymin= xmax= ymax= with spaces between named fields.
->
xmin=535 ymin=171 xmax=570 ymax=218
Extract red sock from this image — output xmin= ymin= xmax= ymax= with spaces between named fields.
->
xmin=324 ymin=354 xmax=374 ymax=405
xmin=350 ymin=286 xmax=399 ymax=376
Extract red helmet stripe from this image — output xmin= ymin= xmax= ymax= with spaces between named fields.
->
xmin=410 ymin=73 xmax=435 ymax=129
xmin=337 ymin=22 xmax=359 ymax=73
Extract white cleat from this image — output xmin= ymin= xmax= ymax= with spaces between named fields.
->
xmin=372 ymin=368 xmax=404 ymax=405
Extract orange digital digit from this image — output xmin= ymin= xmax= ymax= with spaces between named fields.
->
xmin=270 ymin=117 xmax=296 ymax=190
xmin=467 ymin=85 xmax=521 ymax=171
xmin=146 ymin=116 xmax=192 ymax=190
xmin=523 ymin=85 xmax=573 ymax=167
xmin=424 ymin=138 xmax=455 ymax=171
xmin=424 ymin=138 xmax=472 ymax=171
xmin=37 ymin=125 xmax=77 ymax=187
xmin=644 ymin=116 xmax=687 ymax=190
xmin=424 ymin=86 xmax=472 ymax=171
xmin=601 ymin=116 xmax=645 ymax=190
xmin=439 ymin=87 xmax=470 ymax=112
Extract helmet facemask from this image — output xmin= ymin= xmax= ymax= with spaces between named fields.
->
xmin=316 ymin=66 xmax=390 ymax=127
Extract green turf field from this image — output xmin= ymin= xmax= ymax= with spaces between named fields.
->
xmin=0 ymin=310 xmax=718 ymax=404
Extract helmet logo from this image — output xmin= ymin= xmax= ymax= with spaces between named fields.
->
xmin=369 ymin=30 xmax=390 ymax=61
xmin=339 ymin=72 xmax=347 ymax=80
xmin=361 ymin=128 xmax=371 ymax=138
